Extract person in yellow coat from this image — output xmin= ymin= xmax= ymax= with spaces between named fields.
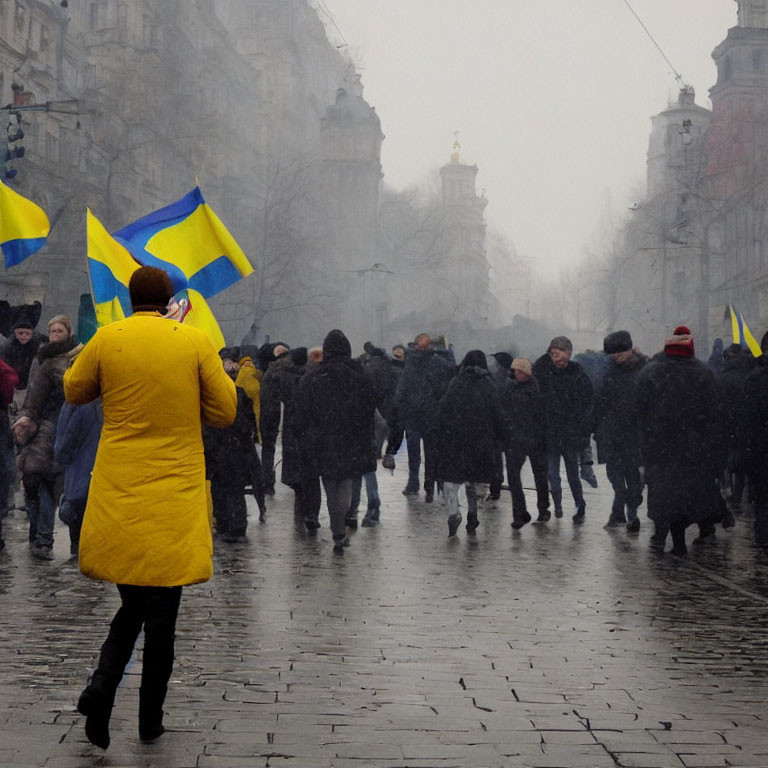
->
xmin=235 ymin=354 xmax=262 ymax=441
xmin=63 ymin=267 xmax=236 ymax=751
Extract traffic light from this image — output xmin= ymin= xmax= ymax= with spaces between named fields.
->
xmin=3 ymin=112 xmax=25 ymax=182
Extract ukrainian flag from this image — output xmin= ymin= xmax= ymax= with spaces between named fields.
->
xmin=0 ymin=179 xmax=50 ymax=268
xmin=87 ymin=209 xmax=139 ymax=326
xmin=113 ymin=187 xmax=253 ymax=298
xmin=728 ymin=304 xmax=762 ymax=358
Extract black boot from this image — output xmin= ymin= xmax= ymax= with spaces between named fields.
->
xmin=670 ymin=522 xmax=687 ymax=556
xmin=139 ymin=685 xmax=166 ymax=743
xmin=77 ymin=684 xmax=114 ymax=750
xmin=466 ymin=512 xmax=479 ymax=535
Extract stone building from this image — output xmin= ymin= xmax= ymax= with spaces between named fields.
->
xmin=1 ymin=0 xmax=501 ymax=352
xmin=614 ymin=0 xmax=768 ymax=353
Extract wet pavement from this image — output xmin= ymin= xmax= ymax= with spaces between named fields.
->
xmin=1 ymin=453 xmax=767 ymax=768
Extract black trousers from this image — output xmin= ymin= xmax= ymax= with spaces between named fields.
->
xmin=505 ymin=447 xmax=549 ymax=518
xmin=90 ymin=585 xmax=182 ymax=723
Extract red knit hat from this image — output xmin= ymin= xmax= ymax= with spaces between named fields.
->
xmin=664 ymin=326 xmax=695 ymax=358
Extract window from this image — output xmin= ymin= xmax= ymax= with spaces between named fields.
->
xmin=14 ymin=3 xmax=26 ymax=35
xmin=754 ymin=49 xmax=765 ymax=73
xmin=40 ymin=25 xmax=50 ymax=54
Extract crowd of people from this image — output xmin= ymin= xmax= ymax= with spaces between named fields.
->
xmin=2 ymin=266 xmax=768 ymax=750
xmin=0 ymin=295 xmax=767 ymax=560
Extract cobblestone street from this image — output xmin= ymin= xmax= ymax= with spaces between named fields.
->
xmin=1 ymin=455 xmax=767 ymax=768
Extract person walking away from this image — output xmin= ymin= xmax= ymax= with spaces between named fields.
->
xmin=718 ymin=343 xmax=756 ymax=514
xmin=394 ymin=332 xmax=455 ymax=501
xmin=54 ymin=397 xmax=102 ymax=556
xmin=533 ymin=336 xmax=593 ymax=523
xmin=204 ymin=354 xmax=261 ymax=540
xmin=433 ymin=350 xmax=508 ymax=537
xmin=13 ymin=315 xmax=79 ymax=559
xmin=63 ymin=267 xmax=236 ymax=749
xmin=487 ymin=351 xmax=514 ymax=503
xmin=593 ymin=331 xmax=647 ymax=532
xmin=635 ymin=326 xmax=725 ymax=556
xmin=498 ymin=357 xmax=549 ymax=528
xmin=744 ymin=333 xmax=768 ymax=551
xmin=259 ymin=342 xmax=291 ymax=495
xmin=295 ymin=330 xmax=377 ymax=551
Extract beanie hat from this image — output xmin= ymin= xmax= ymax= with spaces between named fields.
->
xmin=664 ymin=325 xmax=695 ymax=358
xmin=219 ymin=346 xmax=241 ymax=362
xmin=322 ymin=329 xmax=352 ymax=361
xmin=290 ymin=347 xmax=309 ymax=367
xmin=510 ymin=357 xmax=532 ymax=377
xmin=549 ymin=336 xmax=573 ymax=354
xmin=603 ymin=330 xmax=633 ymax=355
xmin=47 ymin=314 xmax=72 ymax=335
xmin=129 ymin=266 xmax=173 ymax=312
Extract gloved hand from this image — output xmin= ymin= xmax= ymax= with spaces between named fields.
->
xmin=382 ymin=454 xmax=395 ymax=472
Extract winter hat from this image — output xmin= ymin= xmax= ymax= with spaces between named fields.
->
xmin=47 ymin=314 xmax=72 ymax=335
xmin=460 ymin=349 xmax=488 ymax=371
xmin=11 ymin=301 xmax=42 ymax=331
xmin=290 ymin=347 xmax=308 ymax=367
xmin=129 ymin=266 xmax=173 ymax=312
xmin=322 ymin=329 xmax=352 ymax=361
xmin=510 ymin=357 xmax=532 ymax=377
xmin=603 ymin=330 xmax=633 ymax=355
xmin=491 ymin=351 xmax=513 ymax=370
xmin=548 ymin=336 xmax=573 ymax=354
xmin=219 ymin=346 xmax=241 ymax=362
xmin=272 ymin=344 xmax=290 ymax=360
xmin=664 ymin=325 xmax=695 ymax=358
xmin=724 ymin=343 xmax=743 ymax=361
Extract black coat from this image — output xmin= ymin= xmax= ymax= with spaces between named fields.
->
xmin=532 ymin=355 xmax=593 ymax=451
xmin=259 ymin=359 xmax=306 ymax=487
xmin=394 ymin=348 xmax=455 ymax=433
xmin=0 ymin=332 xmax=47 ymax=390
xmin=635 ymin=354 xmax=725 ymax=524
xmin=433 ymin=366 xmax=508 ymax=484
xmin=718 ymin=353 xmax=757 ymax=453
xmin=744 ymin=359 xmax=768 ymax=475
xmin=295 ymin=356 xmax=377 ymax=480
xmin=497 ymin=376 xmax=545 ymax=454
xmin=593 ymin=352 xmax=648 ymax=464
xmin=204 ymin=386 xmax=258 ymax=488
xmin=360 ymin=350 xmax=401 ymax=427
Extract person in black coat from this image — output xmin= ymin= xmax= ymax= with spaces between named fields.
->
xmin=593 ymin=331 xmax=647 ymax=532
xmin=204 ymin=357 xmax=261 ymax=541
xmin=498 ymin=357 xmax=549 ymax=528
xmin=260 ymin=347 xmax=322 ymax=530
xmin=433 ymin=350 xmax=508 ymax=537
xmin=532 ymin=336 xmax=593 ymax=523
xmin=744 ymin=343 xmax=768 ymax=551
xmin=295 ymin=330 xmax=377 ymax=552
xmin=635 ymin=326 xmax=726 ymax=556
xmin=393 ymin=333 xmax=455 ymax=500
xmin=718 ymin=343 xmax=757 ymax=512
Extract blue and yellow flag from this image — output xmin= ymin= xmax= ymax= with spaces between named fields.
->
xmin=113 ymin=187 xmax=253 ymax=298
xmin=0 ymin=179 xmax=50 ymax=268
xmin=728 ymin=304 xmax=762 ymax=358
xmin=86 ymin=209 xmax=139 ymax=326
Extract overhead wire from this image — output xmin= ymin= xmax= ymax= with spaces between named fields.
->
xmin=622 ymin=0 xmax=686 ymax=86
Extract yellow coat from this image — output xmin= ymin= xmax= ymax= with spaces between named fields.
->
xmin=235 ymin=364 xmax=262 ymax=441
xmin=63 ymin=312 xmax=237 ymax=587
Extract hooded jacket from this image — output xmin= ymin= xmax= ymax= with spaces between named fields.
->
xmin=433 ymin=354 xmax=508 ymax=484
xmin=295 ymin=330 xmax=377 ymax=480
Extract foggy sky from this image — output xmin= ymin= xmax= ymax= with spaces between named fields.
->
xmin=322 ymin=0 xmax=736 ymax=278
